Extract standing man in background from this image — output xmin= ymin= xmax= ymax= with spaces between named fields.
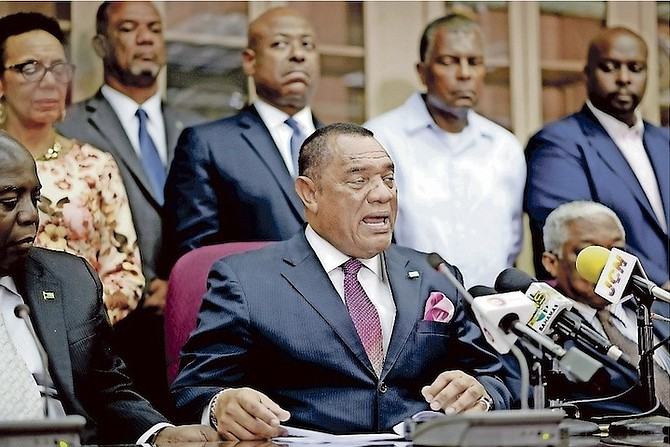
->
xmin=525 ymin=26 xmax=669 ymax=291
xmin=58 ymin=1 xmax=203 ymax=414
xmin=160 ymin=7 xmax=322 ymax=278
xmin=364 ymin=13 xmax=525 ymax=288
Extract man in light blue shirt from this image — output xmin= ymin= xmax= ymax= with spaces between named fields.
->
xmin=364 ymin=13 xmax=525 ymax=288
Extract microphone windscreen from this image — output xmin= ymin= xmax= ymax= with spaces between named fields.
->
xmin=576 ymin=246 xmax=610 ymax=283
xmin=14 ymin=303 xmax=30 ymax=319
xmin=428 ymin=252 xmax=446 ymax=270
xmin=494 ymin=267 xmax=536 ymax=293
xmin=468 ymin=285 xmax=498 ymax=297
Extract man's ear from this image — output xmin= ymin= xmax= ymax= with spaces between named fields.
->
xmin=541 ymin=252 xmax=559 ymax=278
xmin=92 ymin=35 xmax=108 ymax=59
xmin=295 ymin=176 xmax=318 ymax=214
xmin=241 ymin=48 xmax=256 ymax=77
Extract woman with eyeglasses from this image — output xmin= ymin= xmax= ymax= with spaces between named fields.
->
xmin=0 ymin=12 xmax=144 ymax=324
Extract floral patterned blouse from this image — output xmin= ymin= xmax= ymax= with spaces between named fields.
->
xmin=34 ymin=141 xmax=145 ymax=324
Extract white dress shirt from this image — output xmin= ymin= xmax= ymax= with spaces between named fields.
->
xmin=587 ymin=101 xmax=667 ymax=234
xmin=364 ymin=92 xmax=526 ymax=288
xmin=254 ymin=100 xmax=315 ymax=177
xmin=101 ymin=85 xmax=168 ymax=164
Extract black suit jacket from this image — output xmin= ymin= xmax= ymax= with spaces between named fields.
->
xmin=160 ymin=105 xmax=321 ymax=277
xmin=57 ymin=90 xmax=205 ymax=282
xmin=13 ymin=248 xmax=167 ymax=444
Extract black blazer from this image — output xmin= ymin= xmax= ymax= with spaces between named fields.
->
xmin=14 ymin=248 xmax=167 ymax=444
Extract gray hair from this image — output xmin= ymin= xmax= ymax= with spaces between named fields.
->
xmin=543 ymin=201 xmax=625 ymax=254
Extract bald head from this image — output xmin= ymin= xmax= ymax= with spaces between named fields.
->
xmin=0 ymin=132 xmax=40 ymax=274
xmin=242 ymin=7 xmax=320 ymax=115
xmin=584 ymin=26 xmax=648 ymax=125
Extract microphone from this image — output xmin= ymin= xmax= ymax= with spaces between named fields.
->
xmin=576 ymin=246 xmax=670 ymax=305
xmin=495 ymin=268 xmax=633 ymax=368
xmin=14 ymin=304 xmax=50 ymax=418
xmin=466 ymin=284 xmax=607 ymax=386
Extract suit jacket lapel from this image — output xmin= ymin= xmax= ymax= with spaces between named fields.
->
xmin=238 ymin=107 xmax=304 ymax=219
xmin=383 ymin=246 xmax=422 ymax=375
xmin=578 ymin=107 xmax=664 ymax=231
xmin=643 ymin=125 xmax=670 ymax=231
xmin=280 ymin=234 xmax=376 ymax=374
xmin=85 ymin=91 xmax=161 ymax=205
xmin=19 ymin=254 xmax=75 ymax=399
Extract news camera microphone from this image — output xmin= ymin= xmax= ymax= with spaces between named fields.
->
xmin=495 ymin=268 xmax=633 ymax=368
xmin=467 ymin=285 xmax=607 ymax=385
xmin=14 ymin=304 xmax=50 ymax=418
xmin=576 ymin=246 xmax=670 ymax=305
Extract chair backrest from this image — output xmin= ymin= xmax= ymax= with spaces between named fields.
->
xmin=164 ymin=241 xmax=274 ymax=383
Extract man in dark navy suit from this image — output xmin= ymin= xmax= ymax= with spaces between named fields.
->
xmin=160 ymin=7 xmax=322 ymax=278
xmin=525 ymin=26 xmax=669 ymax=292
xmin=171 ymin=123 xmax=511 ymax=440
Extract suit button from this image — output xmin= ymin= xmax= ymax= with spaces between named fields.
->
xmin=378 ymin=382 xmax=388 ymax=393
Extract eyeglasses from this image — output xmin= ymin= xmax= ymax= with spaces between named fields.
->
xmin=3 ymin=60 xmax=75 ymax=84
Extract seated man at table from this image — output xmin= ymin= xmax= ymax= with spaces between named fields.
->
xmin=540 ymin=201 xmax=669 ymax=417
xmin=0 ymin=132 xmax=219 ymax=445
xmin=171 ymin=123 xmax=512 ymax=440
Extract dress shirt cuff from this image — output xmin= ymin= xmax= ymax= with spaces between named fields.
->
xmin=136 ymin=422 xmax=173 ymax=445
xmin=201 ymin=389 xmax=230 ymax=426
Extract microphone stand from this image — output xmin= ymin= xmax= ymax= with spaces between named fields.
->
xmin=635 ymin=300 xmax=656 ymax=410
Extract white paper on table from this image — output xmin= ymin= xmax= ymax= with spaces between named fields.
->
xmin=274 ymin=425 xmax=407 ymax=446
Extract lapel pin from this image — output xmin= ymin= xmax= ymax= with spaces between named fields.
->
xmin=407 ymin=271 xmax=420 ymax=279
xmin=42 ymin=291 xmax=56 ymax=301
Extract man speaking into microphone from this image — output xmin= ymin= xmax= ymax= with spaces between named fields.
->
xmin=539 ymin=201 xmax=669 ymax=416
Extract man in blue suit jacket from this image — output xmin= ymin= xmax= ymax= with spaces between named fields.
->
xmin=171 ymin=123 xmax=512 ymax=440
xmin=537 ymin=201 xmax=669 ymax=417
xmin=160 ymin=7 xmax=322 ymax=278
xmin=525 ymin=26 xmax=669 ymax=291
xmin=0 ymin=133 xmax=218 ymax=444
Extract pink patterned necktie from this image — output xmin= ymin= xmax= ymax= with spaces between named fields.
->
xmin=342 ymin=258 xmax=384 ymax=376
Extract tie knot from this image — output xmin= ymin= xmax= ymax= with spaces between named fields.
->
xmin=596 ymin=309 xmax=612 ymax=324
xmin=136 ymin=108 xmax=148 ymax=122
xmin=342 ymin=258 xmax=363 ymax=277
xmin=285 ymin=117 xmax=300 ymax=133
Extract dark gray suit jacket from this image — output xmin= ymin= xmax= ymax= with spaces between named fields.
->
xmin=172 ymin=231 xmax=512 ymax=432
xmin=57 ymin=90 xmax=205 ymax=283
xmin=14 ymin=248 xmax=167 ymax=444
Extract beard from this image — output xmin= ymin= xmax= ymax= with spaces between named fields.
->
xmin=425 ymin=93 xmax=470 ymax=121
xmin=107 ymin=59 xmax=162 ymax=88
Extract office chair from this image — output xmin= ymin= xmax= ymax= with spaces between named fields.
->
xmin=164 ymin=241 xmax=274 ymax=383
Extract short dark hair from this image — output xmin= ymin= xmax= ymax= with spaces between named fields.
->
xmin=299 ymin=123 xmax=374 ymax=178
xmin=96 ymin=2 xmax=114 ymax=36
xmin=419 ymin=13 xmax=481 ymax=62
xmin=0 ymin=12 xmax=65 ymax=66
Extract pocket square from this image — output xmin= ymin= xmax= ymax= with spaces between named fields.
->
xmin=423 ymin=291 xmax=454 ymax=323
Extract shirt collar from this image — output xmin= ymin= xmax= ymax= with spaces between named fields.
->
xmin=0 ymin=276 xmax=20 ymax=297
xmin=254 ymin=99 xmax=313 ymax=132
xmin=304 ymin=225 xmax=383 ymax=279
xmin=586 ymin=100 xmax=643 ymax=136
xmin=101 ymin=85 xmax=163 ymax=122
